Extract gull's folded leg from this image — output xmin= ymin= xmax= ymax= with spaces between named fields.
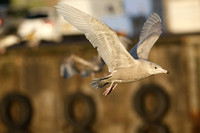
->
xmin=112 ymin=83 xmax=117 ymax=91
xmin=103 ymin=82 xmax=117 ymax=96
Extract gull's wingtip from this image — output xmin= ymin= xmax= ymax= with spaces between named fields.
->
xmin=55 ymin=2 xmax=63 ymax=7
xmin=54 ymin=3 xmax=60 ymax=10
xmin=55 ymin=2 xmax=65 ymax=9
xmin=149 ymin=12 xmax=162 ymax=22
xmin=55 ymin=3 xmax=65 ymax=15
xmin=54 ymin=5 xmax=58 ymax=10
xmin=150 ymin=12 xmax=159 ymax=16
xmin=151 ymin=12 xmax=159 ymax=16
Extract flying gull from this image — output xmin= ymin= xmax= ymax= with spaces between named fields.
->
xmin=60 ymin=54 xmax=104 ymax=78
xmin=56 ymin=3 xmax=169 ymax=96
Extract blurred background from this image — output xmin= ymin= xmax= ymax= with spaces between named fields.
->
xmin=0 ymin=0 xmax=200 ymax=133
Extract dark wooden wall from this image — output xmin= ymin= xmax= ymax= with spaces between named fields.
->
xmin=0 ymin=35 xmax=199 ymax=133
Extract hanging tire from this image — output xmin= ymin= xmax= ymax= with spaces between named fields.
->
xmin=133 ymin=84 xmax=169 ymax=121
xmin=137 ymin=122 xmax=169 ymax=133
xmin=64 ymin=92 xmax=96 ymax=129
xmin=0 ymin=92 xmax=33 ymax=130
xmin=72 ymin=128 xmax=95 ymax=133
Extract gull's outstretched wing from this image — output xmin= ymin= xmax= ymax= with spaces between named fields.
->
xmin=56 ymin=3 xmax=137 ymax=72
xmin=129 ymin=13 xmax=162 ymax=60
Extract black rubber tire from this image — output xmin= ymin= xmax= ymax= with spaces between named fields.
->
xmin=137 ymin=122 xmax=169 ymax=133
xmin=6 ymin=129 xmax=31 ymax=133
xmin=73 ymin=128 xmax=95 ymax=133
xmin=64 ymin=92 xmax=96 ymax=128
xmin=0 ymin=92 xmax=33 ymax=130
xmin=133 ymin=84 xmax=169 ymax=121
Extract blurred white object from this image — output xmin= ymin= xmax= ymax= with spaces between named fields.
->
xmin=0 ymin=35 xmax=20 ymax=54
xmin=165 ymin=0 xmax=200 ymax=33
xmin=18 ymin=7 xmax=62 ymax=46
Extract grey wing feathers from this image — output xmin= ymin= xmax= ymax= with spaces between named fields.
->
xmin=56 ymin=3 xmax=114 ymax=36
xmin=56 ymin=3 xmax=136 ymax=72
xmin=56 ymin=3 xmax=96 ymax=33
xmin=139 ymin=13 xmax=162 ymax=42
xmin=132 ymin=13 xmax=162 ymax=60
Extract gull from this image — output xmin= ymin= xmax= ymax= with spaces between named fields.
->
xmin=56 ymin=3 xmax=169 ymax=96
xmin=60 ymin=54 xmax=104 ymax=78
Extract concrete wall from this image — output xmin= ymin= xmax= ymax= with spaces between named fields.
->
xmin=0 ymin=35 xmax=199 ymax=133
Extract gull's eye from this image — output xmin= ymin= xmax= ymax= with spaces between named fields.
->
xmin=155 ymin=67 xmax=157 ymax=69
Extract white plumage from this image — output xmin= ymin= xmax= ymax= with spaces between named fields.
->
xmin=56 ymin=3 xmax=136 ymax=73
xmin=56 ymin=3 xmax=169 ymax=96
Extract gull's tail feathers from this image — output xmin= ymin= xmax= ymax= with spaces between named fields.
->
xmin=90 ymin=76 xmax=111 ymax=89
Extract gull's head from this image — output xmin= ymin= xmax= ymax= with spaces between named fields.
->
xmin=147 ymin=62 xmax=169 ymax=75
